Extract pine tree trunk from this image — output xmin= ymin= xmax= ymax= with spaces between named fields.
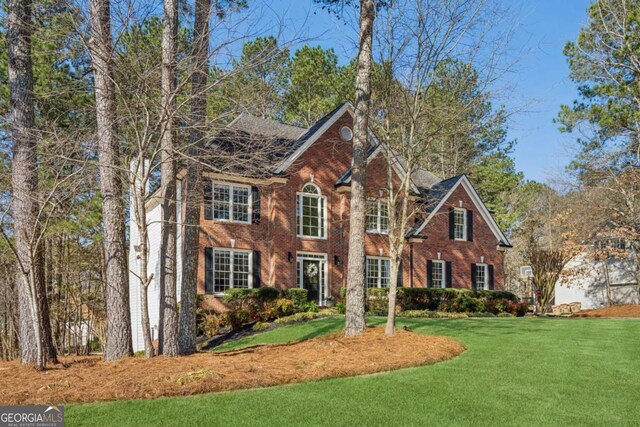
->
xmin=179 ymin=0 xmax=210 ymax=355
xmin=158 ymin=0 xmax=179 ymax=357
xmin=7 ymin=0 xmax=47 ymax=369
xmin=88 ymin=0 xmax=132 ymax=361
xmin=345 ymin=0 xmax=375 ymax=337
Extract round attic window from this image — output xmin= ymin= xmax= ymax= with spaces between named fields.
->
xmin=340 ymin=126 xmax=353 ymax=141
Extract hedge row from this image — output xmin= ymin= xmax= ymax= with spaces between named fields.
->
xmin=366 ymin=287 xmax=526 ymax=316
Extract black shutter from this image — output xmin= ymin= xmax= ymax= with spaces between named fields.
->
xmin=426 ymin=260 xmax=433 ymax=288
xmin=397 ymin=260 xmax=403 ymax=287
xmin=446 ymin=261 xmax=453 ymax=288
xmin=252 ymin=250 xmax=261 ymax=288
xmin=204 ymin=247 xmax=213 ymax=293
xmin=251 ymin=186 xmax=260 ymax=224
xmin=449 ymin=208 xmax=455 ymax=240
xmin=471 ymin=263 xmax=477 ymax=290
xmin=204 ymin=181 xmax=213 ymax=220
xmin=467 ymin=210 xmax=474 ymax=241
xmin=488 ymin=264 xmax=494 ymax=290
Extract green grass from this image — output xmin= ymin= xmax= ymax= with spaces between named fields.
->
xmin=66 ymin=317 xmax=640 ymax=426
xmin=212 ymin=316 xmax=345 ymax=352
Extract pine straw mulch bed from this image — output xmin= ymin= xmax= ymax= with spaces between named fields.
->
xmin=573 ymin=304 xmax=640 ymax=318
xmin=0 ymin=327 xmax=465 ymax=405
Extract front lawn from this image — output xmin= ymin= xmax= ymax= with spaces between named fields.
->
xmin=66 ymin=317 xmax=640 ymax=426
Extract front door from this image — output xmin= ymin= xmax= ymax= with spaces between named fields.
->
xmin=297 ymin=253 xmax=327 ymax=305
xmin=302 ymin=260 xmax=321 ymax=303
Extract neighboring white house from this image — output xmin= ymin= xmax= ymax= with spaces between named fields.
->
xmin=555 ymin=238 xmax=639 ymax=309
xmin=129 ymin=183 xmax=183 ymax=353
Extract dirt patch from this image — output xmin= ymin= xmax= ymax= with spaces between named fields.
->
xmin=0 ymin=327 xmax=464 ymax=405
xmin=575 ymin=304 xmax=640 ymax=318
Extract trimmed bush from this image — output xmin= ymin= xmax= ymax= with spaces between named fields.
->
xmin=366 ymin=288 xmax=526 ymax=316
xmin=273 ymin=311 xmax=326 ymax=325
xmin=366 ymin=287 xmax=390 ymax=315
xmin=282 ymin=288 xmax=308 ymax=309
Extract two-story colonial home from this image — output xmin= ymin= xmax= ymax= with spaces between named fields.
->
xmin=129 ymin=102 xmax=511 ymax=351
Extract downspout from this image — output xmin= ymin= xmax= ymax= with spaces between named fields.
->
xmin=409 ymin=242 xmax=414 ymax=288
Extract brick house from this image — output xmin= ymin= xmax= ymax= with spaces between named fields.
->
xmin=128 ymin=102 xmax=511 ymax=351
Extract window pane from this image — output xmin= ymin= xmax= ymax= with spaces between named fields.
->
xmin=380 ymin=259 xmax=390 ymax=288
xmin=302 ymin=184 xmax=319 ymax=194
xmin=301 ymin=195 xmax=322 ymax=237
xmin=454 ymin=210 xmax=465 ymax=239
xmin=366 ymin=258 xmax=378 ymax=288
xmin=366 ymin=200 xmax=378 ymax=231
xmin=214 ymin=250 xmax=231 ymax=293
xmin=233 ymin=252 xmax=250 ymax=289
xmin=432 ymin=261 xmax=443 ymax=288
xmin=476 ymin=265 xmax=486 ymax=290
xmin=213 ymin=185 xmax=230 ymax=220
xmin=379 ymin=202 xmax=389 ymax=232
xmin=232 ymin=186 xmax=250 ymax=222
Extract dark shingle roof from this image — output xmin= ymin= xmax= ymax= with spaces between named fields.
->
xmin=206 ymin=114 xmax=306 ymax=177
xmin=206 ymin=104 xmax=350 ymax=177
xmin=423 ymin=174 xmax=464 ymax=215
xmin=228 ymin=114 xmax=305 ymax=141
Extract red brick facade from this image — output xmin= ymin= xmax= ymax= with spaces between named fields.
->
xmin=195 ymin=110 xmax=507 ymax=305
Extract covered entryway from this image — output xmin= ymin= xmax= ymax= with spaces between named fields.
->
xmin=297 ymin=252 xmax=328 ymax=305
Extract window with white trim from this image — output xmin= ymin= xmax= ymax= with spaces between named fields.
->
xmin=475 ymin=263 xmax=487 ymax=290
xmin=431 ymin=260 xmax=445 ymax=288
xmin=454 ymin=208 xmax=466 ymax=240
xmin=208 ymin=249 xmax=252 ymax=294
xmin=366 ymin=199 xmax=389 ymax=233
xmin=297 ymin=183 xmax=326 ymax=238
xmin=366 ymin=257 xmax=390 ymax=288
xmin=212 ymin=182 xmax=251 ymax=223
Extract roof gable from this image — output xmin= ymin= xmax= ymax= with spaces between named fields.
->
xmin=414 ymin=174 xmax=511 ymax=246
xmin=275 ymin=102 xmax=354 ymax=173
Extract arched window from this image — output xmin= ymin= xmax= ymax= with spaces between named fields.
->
xmin=297 ymin=183 xmax=326 ymax=238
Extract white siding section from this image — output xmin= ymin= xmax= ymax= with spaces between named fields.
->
xmin=556 ymin=252 xmax=640 ymax=309
xmin=128 ymin=200 xmax=162 ymax=352
xmin=129 ymin=179 xmax=184 ymax=353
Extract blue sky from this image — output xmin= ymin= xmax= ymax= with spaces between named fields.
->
xmin=228 ymin=0 xmax=592 ymax=183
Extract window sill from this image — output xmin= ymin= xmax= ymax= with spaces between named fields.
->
xmin=297 ymin=235 xmax=328 ymax=241
xmin=207 ymin=219 xmax=252 ymax=225
xmin=366 ymin=230 xmax=389 ymax=235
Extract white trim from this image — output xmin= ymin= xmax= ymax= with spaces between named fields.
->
xmin=210 ymin=181 xmax=252 ymax=224
xmin=296 ymin=252 xmax=329 ymax=305
xmin=366 ymin=199 xmax=389 ymax=234
xmin=414 ymin=175 xmax=510 ymax=245
xmin=475 ymin=263 xmax=488 ymax=291
xmin=365 ymin=256 xmax=391 ymax=288
xmin=431 ymin=260 xmax=446 ymax=289
xmin=453 ymin=208 xmax=467 ymax=241
xmin=275 ymin=103 xmax=354 ymax=173
xmin=296 ymin=183 xmax=328 ymax=240
xmin=206 ymin=247 xmax=253 ymax=295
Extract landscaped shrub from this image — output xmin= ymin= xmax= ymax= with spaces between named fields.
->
xmin=282 ymin=288 xmax=309 ymax=309
xmin=273 ymin=311 xmax=326 ymax=325
xmin=273 ymin=298 xmax=295 ymax=317
xmin=200 ymin=313 xmax=222 ymax=336
xmin=366 ymin=287 xmax=390 ymax=315
xmin=366 ymin=288 xmax=527 ymax=316
xmin=220 ymin=309 xmax=251 ymax=331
